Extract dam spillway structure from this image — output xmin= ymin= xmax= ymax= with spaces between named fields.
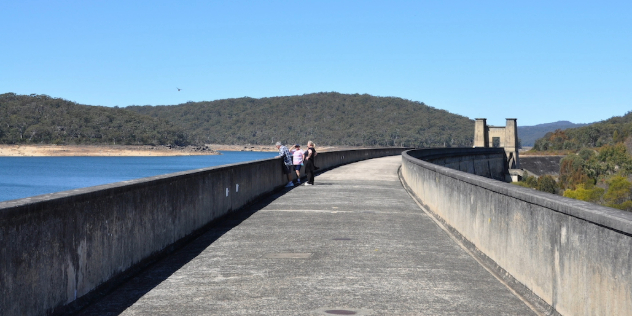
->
xmin=474 ymin=118 xmax=519 ymax=172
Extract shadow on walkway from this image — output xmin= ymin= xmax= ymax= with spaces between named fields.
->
xmin=70 ymin=187 xmax=295 ymax=316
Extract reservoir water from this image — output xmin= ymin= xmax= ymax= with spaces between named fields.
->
xmin=0 ymin=151 xmax=278 ymax=202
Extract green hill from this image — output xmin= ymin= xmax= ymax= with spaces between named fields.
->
xmin=527 ymin=111 xmax=632 ymax=212
xmin=533 ymin=111 xmax=632 ymax=151
xmin=518 ymin=121 xmax=590 ymax=147
xmin=127 ymin=92 xmax=474 ymax=147
xmin=0 ymin=93 xmax=188 ymax=146
xmin=0 ymin=92 xmax=474 ymax=147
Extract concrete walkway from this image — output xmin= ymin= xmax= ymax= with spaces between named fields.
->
xmin=76 ymin=156 xmax=534 ymax=316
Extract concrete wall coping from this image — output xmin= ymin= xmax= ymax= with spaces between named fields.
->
xmin=0 ymin=148 xmax=409 ymax=218
xmin=403 ymin=149 xmax=632 ymax=236
xmin=0 ymin=156 xmax=276 ymax=216
xmin=407 ymin=147 xmax=506 ymax=161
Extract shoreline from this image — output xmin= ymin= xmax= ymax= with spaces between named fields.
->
xmin=0 ymin=145 xmax=220 ymax=157
xmin=0 ymin=144 xmax=352 ymax=157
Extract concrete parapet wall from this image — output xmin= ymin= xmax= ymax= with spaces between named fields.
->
xmin=0 ymin=148 xmax=405 ymax=316
xmin=407 ymin=148 xmax=508 ymax=181
xmin=401 ymin=149 xmax=632 ymax=316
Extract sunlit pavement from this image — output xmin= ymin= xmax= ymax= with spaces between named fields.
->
xmin=77 ymin=156 xmax=534 ymax=316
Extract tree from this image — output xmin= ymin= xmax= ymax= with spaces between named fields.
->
xmin=559 ymin=154 xmax=590 ymax=190
xmin=604 ymin=176 xmax=632 ymax=206
xmin=536 ymin=175 xmax=558 ymax=194
xmin=597 ymin=144 xmax=632 ymax=175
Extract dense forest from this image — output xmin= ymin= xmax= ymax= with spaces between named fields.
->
xmin=0 ymin=92 xmax=474 ymax=148
xmin=127 ymin=92 xmax=474 ymax=147
xmin=520 ymin=111 xmax=632 ymax=211
xmin=0 ymin=93 xmax=189 ymax=146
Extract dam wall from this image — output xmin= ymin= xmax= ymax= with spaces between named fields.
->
xmin=406 ymin=147 xmax=508 ymax=181
xmin=0 ymin=148 xmax=405 ymax=316
xmin=520 ymin=155 xmax=565 ymax=177
xmin=401 ymin=148 xmax=632 ymax=316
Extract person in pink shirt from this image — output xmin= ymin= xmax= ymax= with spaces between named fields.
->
xmin=290 ymin=144 xmax=304 ymax=184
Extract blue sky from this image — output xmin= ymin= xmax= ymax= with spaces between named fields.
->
xmin=1 ymin=1 xmax=630 ymax=126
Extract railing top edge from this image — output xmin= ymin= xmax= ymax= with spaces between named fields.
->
xmin=321 ymin=147 xmax=411 ymax=153
xmin=0 ymin=156 xmax=282 ymax=212
xmin=0 ymin=148 xmax=406 ymax=214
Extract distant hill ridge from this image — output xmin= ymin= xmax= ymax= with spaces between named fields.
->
xmin=1 ymin=92 xmax=474 ymax=147
xmin=126 ymin=92 xmax=474 ymax=147
xmin=518 ymin=121 xmax=590 ymax=146
xmin=533 ymin=111 xmax=632 ymax=151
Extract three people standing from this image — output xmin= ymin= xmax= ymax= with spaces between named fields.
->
xmin=277 ymin=141 xmax=317 ymax=186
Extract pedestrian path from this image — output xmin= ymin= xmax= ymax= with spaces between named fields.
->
xmin=76 ymin=156 xmax=534 ymax=315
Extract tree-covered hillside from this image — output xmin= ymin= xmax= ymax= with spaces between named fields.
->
xmin=127 ymin=92 xmax=474 ymax=147
xmin=0 ymin=93 xmax=188 ymax=146
xmin=533 ymin=111 xmax=632 ymax=151
xmin=518 ymin=121 xmax=590 ymax=147
xmin=520 ymin=110 xmax=632 ymax=212
xmin=0 ymin=92 xmax=475 ymax=148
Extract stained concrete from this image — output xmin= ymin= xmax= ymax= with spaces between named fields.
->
xmin=519 ymin=155 xmax=564 ymax=176
xmin=402 ymin=150 xmax=632 ymax=315
xmin=1 ymin=148 xmax=405 ymax=316
xmin=75 ymin=156 xmax=534 ymax=316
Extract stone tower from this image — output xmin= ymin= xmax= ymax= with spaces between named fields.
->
xmin=474 ymin=118 xmax=519 ymax=169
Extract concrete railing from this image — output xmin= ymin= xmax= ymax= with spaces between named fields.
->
xmin=406 ymin=147 xmax=508 ymax=181
xmin=0 ymin=148 xmax=406 ymax=316
xmin=401 ymin=149 xmax=632 ymax=316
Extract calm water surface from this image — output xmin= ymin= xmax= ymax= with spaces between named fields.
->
xmin=0 ymin=151 xmax=277 ymax=202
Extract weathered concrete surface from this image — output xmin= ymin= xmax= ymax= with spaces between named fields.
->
xmin=402 ymin=150 xmax=632 ymax=316
xmin=1 ymin=148 xmax=405 ymax=316
xmin=408 ymin=148 xmax=508 ymax=181
xmin=76 ymin=156 xmax=534 ymax=316
xmin=520 ymin=155 xmax=564 ymax=177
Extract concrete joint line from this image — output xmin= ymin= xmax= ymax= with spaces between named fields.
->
xmin=397 ymin=166 xmax=559 ymax=316
xmin=315 ymin=307 xmax=374 ymax=315
xmin=261 ymin=209 xmax=354 ymax=213
xmin=264 ymin=253 xmax=313 ymax=259
xmin=259 ymin=209 xmax=422 ymax=215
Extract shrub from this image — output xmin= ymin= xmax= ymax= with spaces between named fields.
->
xmin=604 ymin=176 xmax=632 ymax=205
xmin=536 ymin=175 xmax=558 ymax=194
xmin=563 ymin=184 xmax=605 ymax=203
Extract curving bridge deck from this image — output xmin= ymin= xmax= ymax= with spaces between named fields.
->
xmin=76 ymin=156 xmax=534 ymax=315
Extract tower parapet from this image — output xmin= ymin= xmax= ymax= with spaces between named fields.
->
xmin=473 ymin=118 xmax=519 ymax=170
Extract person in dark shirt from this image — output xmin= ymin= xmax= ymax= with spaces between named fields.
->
xmin=303 ymin=141 xmax=317 ymax=185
